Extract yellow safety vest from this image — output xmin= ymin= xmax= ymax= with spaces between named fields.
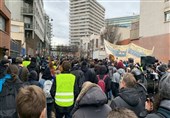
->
xmin=22 ymin=61 xmax=30 ymax=67
xmin=55 ymin=73 xmax=75 ymax=107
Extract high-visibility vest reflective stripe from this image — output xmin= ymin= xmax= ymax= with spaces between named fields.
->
xmin=22 ymin=61 xmax=30 ymax=67
xmin=55 ymin=73 xmax=75 ymax=107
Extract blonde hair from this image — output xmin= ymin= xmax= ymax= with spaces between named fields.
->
xmin=122 ymin=73 xmax=136 ymax=88
xmin=16 ymin=85 xmax=46 ymax=118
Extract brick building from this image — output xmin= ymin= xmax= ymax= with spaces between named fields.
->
xmin=0 ymin=0 xmax=11 ymax=59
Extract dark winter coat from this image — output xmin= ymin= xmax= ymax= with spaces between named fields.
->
xmin=71 ymin=69 xmax=85 ymax=93
xmin=145 ymin=100 xmax=170 ymax=118
xmin=72 ymin=83 xmax=111 ymax=118
xmin=81 ymin=65 xmax=98 ymax=84
xmin=27 ymin=62 xmax=40 ymax=76
xmin=18 ymin=65 xmax=29 ymax=82
xmin=42 ymin=67 xmax=53 ymax=80
xmin=110 ymin=87 xmax=145 ymax=117
xmin=0 ymin=76 xmax=23 ymax=118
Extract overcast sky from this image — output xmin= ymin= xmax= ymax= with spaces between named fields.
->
xmin=43 ymin=0 xmax=140 ymax=46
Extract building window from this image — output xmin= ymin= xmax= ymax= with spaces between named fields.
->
xmin=165 ymin=11 xmax=170 ymax=22
xmin=0 ymin=15 xmax=6 ymax=31
xmin=165 ymin=0 xmax=169 ymax=2
xmin=96 ymin=39 xmax=98 ymax=48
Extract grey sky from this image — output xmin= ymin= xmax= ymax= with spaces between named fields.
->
xmin=43 ymin=0 xmax=140 ymax=45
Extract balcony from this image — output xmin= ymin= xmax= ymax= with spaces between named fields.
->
xmin=21 ymin=7 xmax=33 ymax=15
xmin=24 ymin=23 xmax=33 ymax=30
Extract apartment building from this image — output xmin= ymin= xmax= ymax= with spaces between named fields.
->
xmin=5 ymin=0 xmax=51 ymax=56
xmin=105 ymin=15 xmax=139 ymax=28
xmin=11 ymin=20 xmax=25 ymax=56
xmin=0 ymin=0 xmax=11 ymax=59
xmin=69 ymin=0 xmax=105 ymax=45
xmin=132 ymin=0 xmax=170 ymax=62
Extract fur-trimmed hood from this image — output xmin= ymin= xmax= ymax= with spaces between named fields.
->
xmin=72 ymin=81 xmax=108 ymax=115
xmin=76 ymin=81 xmax=107 ymax=105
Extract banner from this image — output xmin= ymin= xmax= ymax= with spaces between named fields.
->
xmin=104 ymin=40 xmax=154 ymax=62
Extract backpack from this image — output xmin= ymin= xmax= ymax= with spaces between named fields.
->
xmin=43 ymin=80 xmax=53 ymax=98
xmin=97 ymin=75 xmax=107 ymax=92
xmin=0 ymin=82 xmax=18 ymax=118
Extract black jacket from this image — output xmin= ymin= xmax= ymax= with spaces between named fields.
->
xmin=110 ymin=87 xmax=145 ymax=117
xmin=71 ymin=69 xmax=85 ymax=93
xmin=81 ymin=65 xmax=97 ymax=84
xmin=42 ymin=67 xmax=53 ymax=80
xmin=72 ymin=86 xmax=111 ymax=118
xmin=50 ymin=71 xmax=79 ymax=113
xmin=27 ymin=62 xmax=40 ymax=75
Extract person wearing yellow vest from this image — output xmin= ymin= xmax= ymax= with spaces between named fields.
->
xmin=22 ymin=57 xmax=30 ymax=67
xmin=50 ymin=61 xmax=79 ymax=118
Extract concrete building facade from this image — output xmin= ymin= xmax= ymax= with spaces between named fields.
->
xmin=5 ymin=0 xmax=51 ymax=56
xmin=11 ymin=20 xmax=25 ymax=56
xmin=0 ymin=0 xmax=11 ymax=59
xmin=69 ymin=0 xmax=105 ymax=45
xmin=133 ymin=0 xmax=170 ymax=62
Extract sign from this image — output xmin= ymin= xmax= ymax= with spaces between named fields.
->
xmin=104 ymin=40 xmax=154 ymax=62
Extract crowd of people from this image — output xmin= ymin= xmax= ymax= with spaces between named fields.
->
xmin=0 ymin=55 xmax=170 ymax=118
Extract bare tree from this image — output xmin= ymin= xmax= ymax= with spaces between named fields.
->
xmin=100 ymin=24 xmax=121 ymax=44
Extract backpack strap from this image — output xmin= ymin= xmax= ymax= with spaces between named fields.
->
xmin=103 ymin=75 xmax=108 ymax=81
xmin=97 ymin=75 xmax=100 ymax=81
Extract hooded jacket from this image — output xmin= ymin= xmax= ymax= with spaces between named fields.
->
xmin=145 ymin=100 xmax=170 ymax=118
xmin=81 ymin=62 xmax=97 ymax=84
xmin=72 ymin=82 xmax=111 ymax=118
xmin=110 ymin=87 xmax=145 ymax=117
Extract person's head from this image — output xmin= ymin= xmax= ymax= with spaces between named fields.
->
xmin=28 ymin=70 xmax=38 ymax=81
xmin=156 ymin=64 xmax=168 ymax=76
xmin=16 ymin=85 xmax=46 ymax=118
xmin=31 ymin=57 xmax=36 ymax=63
xmin=62 ymin=61 xmax=71 ymax=71
xmin=120 ymin=73 xmax=136 ymax=89
xmin=16 ymin=57 xmax=23 ymax=64
xmin=107 ymin=108 xmax=138 ymax=118
xmin=6 ymin=64 xmax=19 ymax=81
xmin=99 ymin=65 xmax=107 ymax=74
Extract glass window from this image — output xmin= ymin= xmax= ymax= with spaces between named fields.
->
xmin=0 ymin=15 xmax=6 ymax=31
xmin=165 ymin=11 xmax=170 ymax=22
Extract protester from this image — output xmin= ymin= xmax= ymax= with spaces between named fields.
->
xmin=0 ymin=64 xmax=23 ymax=118
xmin=112 ymin=68 xmax=125 ymax=97
xmin=97 ymin=64 xmax=111 ymax=99
xmin=27 ymin=57 xmax=40 ymax=78
xmin=16 ymin=85 xmax=46 ymax=118
xmin=71 ymin=60 xmax=85 ymax=93
xmin=81 ymin=61 xmax=98 ymax=83
xmin=107 ymin=108 xmax=138 ymax=118
xmin=25 ymin=70 xmax=42 ymax=88
xmin=50 ymin=61 xmax=79 ymax=118
xmin=41 ymin=61 xmax=55 ymax=118
xmin=145 ymin=72 xmax=170 ymax=118
xmin=72 ymin=81 xmax=111 ymax=118
xmin=16 ymin=57 xmax=29 ymax=82
xmin=110 ymin=73 xmax=145 ymax=117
